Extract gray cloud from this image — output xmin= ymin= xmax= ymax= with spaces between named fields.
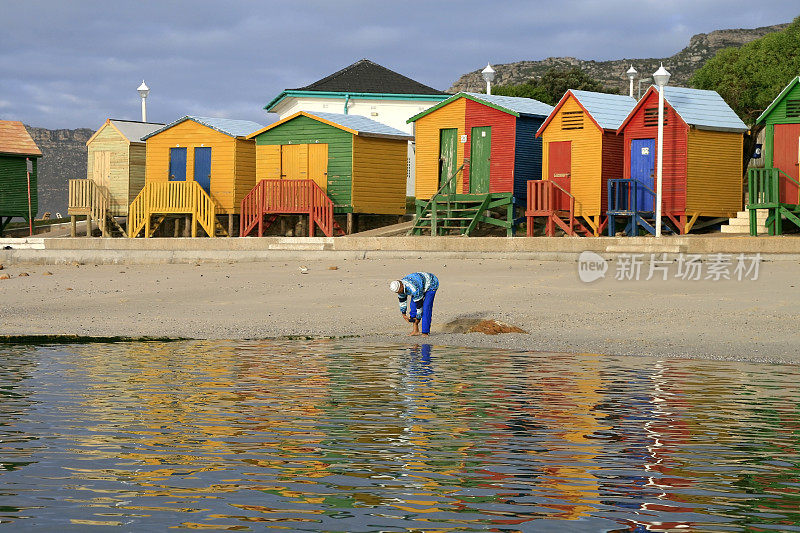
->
xmin=0 ymin=0 xmax=796 ymax=129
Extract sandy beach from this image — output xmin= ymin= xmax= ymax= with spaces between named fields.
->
xmin=0 ymin=255 xmax=797 ymax=363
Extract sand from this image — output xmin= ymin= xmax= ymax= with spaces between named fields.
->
xmin=0 ymin=257 xmax=798 ymax=363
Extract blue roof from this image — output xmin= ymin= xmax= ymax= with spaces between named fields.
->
xmin=142 ymin=116 xmax=264 ymax=140
xmin=569 ymin=90 xmax=636 ymax=130
xmin=462 ymin=92 xmax=554 ymax=118
xmin=660 ymin=86 xmax=747 ymax=132
xmin=307 ymin=111 xmax=413 ymax=139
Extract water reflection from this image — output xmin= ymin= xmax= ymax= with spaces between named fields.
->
xmin=0 ymin=340 xmax=798 ymax=531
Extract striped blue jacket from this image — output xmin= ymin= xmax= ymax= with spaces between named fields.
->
xmin=398 ymin=272 xmax=439 ymax=316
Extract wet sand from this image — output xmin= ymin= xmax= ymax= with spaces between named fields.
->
xmin=0 ymin=257 xmax=798 ymax=363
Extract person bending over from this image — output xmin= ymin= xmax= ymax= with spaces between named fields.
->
xmin=390 ymin=272 xmax=439 ymax=336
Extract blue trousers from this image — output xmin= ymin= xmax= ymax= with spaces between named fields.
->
xmin=409 ymin=289 xmax=437 ymax=334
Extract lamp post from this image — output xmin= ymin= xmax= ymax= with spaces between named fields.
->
xmin=653 ymin=64 xmax=671 ymax=238
xmin=482 ymin=63 xmax=496 ymax=95
xmin=137 ymin=80 xmax=150 ymax=122
xmin=626 ymin=65 xmax=637 ymax=98
xmin=637 ymin=77 xmax=651 ymax=100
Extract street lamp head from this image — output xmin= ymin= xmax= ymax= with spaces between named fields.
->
xmin=653 ymin=64 xmax=671 ymax=87
xmin=481 ymin=63 xmax=496 ymax=83
xmin=626 ymin=64 xmax=637 ymax=81
xmin=137 ymin=80 xmax=150 ymax=99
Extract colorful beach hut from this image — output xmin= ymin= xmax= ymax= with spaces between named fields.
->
xmin=406 ymin=92 xmax=553 ymax=236
xmin=614 ymin=86 xmax=747 ymax=235
xmin=747 ymin=76 xmax=800 ymax=235
xmin=528 ymin=90 xmax=636 ymax=236
xmin=69 ymin=119 xmax=163 ymax=237
xmin=241 ymin=111 xmax=412 ymax=237
xmin=131 ymin=116 xmax=262 ymax=238
xmin=0 ymin=121 xmax=41 ymax=236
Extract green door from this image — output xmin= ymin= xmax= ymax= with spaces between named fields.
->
xmin=469 ymin=126 xmax=491 ymax=193
xmin=439 ymin=128 xmax=458 ymax=195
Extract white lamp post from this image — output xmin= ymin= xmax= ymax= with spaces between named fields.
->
xmin=653 ymin=64 xmax=671 ymax=238
xmin=137 ymin=80 xmax=150 ymax=122
xmin=637 ymin=77 xmax=651 ymax=100
xmin=482 ymin=63 xmax=496 ymax=95
xmin=626 ymin=65 xmax=637 ymax=98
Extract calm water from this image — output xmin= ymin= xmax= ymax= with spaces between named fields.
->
xmin=0 ymin=341 xmax=799 ymax=532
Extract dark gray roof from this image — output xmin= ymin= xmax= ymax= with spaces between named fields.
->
xmin=109 ymin=119 xmax=164 ymax=143
xmin=295 ymin=59 xmax=445 ymax=95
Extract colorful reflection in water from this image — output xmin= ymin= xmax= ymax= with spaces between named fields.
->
xmin=0 ymin=340 xmax=799 ymax=531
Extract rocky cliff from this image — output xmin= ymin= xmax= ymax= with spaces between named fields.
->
xmin=450 ymin=23 xmax=789 ymax=94
xmin=25 ymin=126 xmax=93 ymax=218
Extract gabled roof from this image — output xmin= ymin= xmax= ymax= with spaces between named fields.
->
xmin=407 ymin=92 xmax=553 ymax=123
xmin=536 ymin=90 xmax=636 ymax=136
xmin=619 ymin=85 xmax=748 ymax=133
xmin=756 ymin=76 xmax=800 ymax=124
xmin=247 ymin=111 xmax=413 ymax=141
xmin=0 ymin=120 xmax=41 ymax=157
xmin=142 ymin=116 xmax=264 ymax=140
xmin=86 ymin=119 xmax=165 ymax=145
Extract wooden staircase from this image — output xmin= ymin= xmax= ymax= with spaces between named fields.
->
xmin=607 ymin=179 xmax=673 ymax=236
xmin=68 ymin=179 xmax=126 ymax=237
xmin=240 ymin=179 xmax=344 ymax=238
xmin=128 ymin=181 xmax=224 ymax=238
xmin=525 ymin=180 xmax=593 ymax=237
xmin=747 ymin=167 xmax=800 ymax=236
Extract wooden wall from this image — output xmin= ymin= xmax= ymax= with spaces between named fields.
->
xmin=351 ymin=135 xmax=406 ymax=214
xmin=463 ymin=98 xmax=516 ymax=195
xmin=128 ymin=143 xmax=146 ymax=209
xmin=87 ymin=123 xmax=130 ymax=215
xmin=0 ymin=155 xmax=37 ymax=218
xmin=686 ymin=129 xmax=743 ymax=216
xmin=763 ymin=81 xmax=800 ymax=169
xmin=513 ymin=116 xmax=545 ymax=205
xmin=413 ymin=98 xmax=466 ymax=200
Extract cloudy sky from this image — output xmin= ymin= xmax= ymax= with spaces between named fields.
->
xmin=1 ymin=1 xmax=796 ymax=130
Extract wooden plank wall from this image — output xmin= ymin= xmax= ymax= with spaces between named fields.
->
xmin=87 ymin=124 xmax=130 ymax=215
xmin=686 ymin=129 xmax=743 ymax=216
xmin=764 ymin=82 xmax=800 ymax=169
xmin=128 ymin=143 xmax=147 ymax=213
xmin=540 ymin=96 xmax=603 ymax=217
xmin=351 ymin=135 xmax=406 ymax=214
xmin=464 ymin=99 xmax=516 ymax=195
xmin=414 ymin=98 xmax=466 ymax=200
xmin=513 ymin=116 xmax=545 ymax=205
xmin=0 ymin=155 xmax=37 ymax=217
xmin=600 ymin=131 xmax=625 ymax=214
xmin=233 ymin=138 xmax=256 ymax=213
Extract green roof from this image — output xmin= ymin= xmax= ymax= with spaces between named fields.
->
xmin=756 ymin=76 xmax=800 ymax=125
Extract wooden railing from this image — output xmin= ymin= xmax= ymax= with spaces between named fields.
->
xmin=128 ymin=181 xmax=216 ymax=238
xmin=525 ymin=180 xmax=580 ymax=236
xmin=748 ymin=167 xmax=800 ymax=206
xmin=240 ymin=179 xmax=336 ymax=237
xmin=68 ymin=179 xmax=111 ymax=236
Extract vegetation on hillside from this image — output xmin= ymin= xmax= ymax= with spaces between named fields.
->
xmin=491 ymin=67 xmax=618 ymax=106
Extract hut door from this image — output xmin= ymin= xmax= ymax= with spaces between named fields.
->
xmin=548 ymin=141 xmax=571 ymax=210
xmin=169 ymin=147 xmax=187 ymax=181
xmin=92 ymin=151 xmax=111 ymax=189
xmin=630 ymin=139 xmax=655 ymax=211
xmin=469 ymin=127 xmax=491 ymax=194
xmin=439 ymin=128 xmax=458 ymax=195
xmin=308 ymin=144 xmax=328 ymax=192
xmin=193 ymin=147 xmax=212 ymax=194
xmin=774 ymin=124 xmax=800 ymax=203
xmin=281 ymin=144 xmax=305 ymax=180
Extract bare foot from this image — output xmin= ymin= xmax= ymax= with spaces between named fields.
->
xmin=410 ymin=331 xmax=420 ymax=336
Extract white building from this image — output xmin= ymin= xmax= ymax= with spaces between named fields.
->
xmin=264 ymin=59 xmax=449 ymax=194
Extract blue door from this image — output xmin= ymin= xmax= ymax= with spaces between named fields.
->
xmin=169 ymin=147 xmax=187 ymax=181
xmin=630 ymin=139 xmax=655 ymax=212
xmin=194 ymin=147 xmax=212 ymax=193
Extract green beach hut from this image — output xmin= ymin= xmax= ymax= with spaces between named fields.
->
xmin=0 ymin=121 xmax=42 ymax=235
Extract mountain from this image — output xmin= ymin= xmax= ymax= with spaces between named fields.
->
xmin=449 ymin=23 xmax=790 ymax=94
xmin=25 ymin=125 xmax=93 ymax=218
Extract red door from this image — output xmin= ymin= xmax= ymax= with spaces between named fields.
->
xmin=774 ymin=123 xmax=800 ymax=203
xmin=549 ymin=141 xmax=572 ymax=210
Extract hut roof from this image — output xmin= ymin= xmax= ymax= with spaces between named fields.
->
xmin=0 ymin=120 xmax=41 ymax=157
xmin=142 ymin=116 xmax=264 ymax=140
xmin=407 ymin=92 xmax=553 ymax=123
xmin=620 ymin=86 xmax=748 ymax=133
xmin=536 ymin=90 xmax=636 ymax=135
xmin=247 ymin=111 xmax=413 ymax=141
xmin=295 ymin=59 xmax=445 ymax=95
xmin=755 ymin=76 xmax=800 ymax=124
xmin=109 ymin=120 xmax=165 ymax=143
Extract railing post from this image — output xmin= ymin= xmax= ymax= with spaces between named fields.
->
xmin=431 ymin=198 xmax=438 ymax=236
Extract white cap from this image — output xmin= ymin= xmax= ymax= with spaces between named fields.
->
xmin=389 ymin=280 xmax=402 ymax=292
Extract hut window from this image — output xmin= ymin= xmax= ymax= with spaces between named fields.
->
xmin=786 ymin=99 xmax=800 ymax=118
xmin=561 ymin=110 xmax=584 ymax=130
xmin=643 ymin=107 xmax=667 ymax=127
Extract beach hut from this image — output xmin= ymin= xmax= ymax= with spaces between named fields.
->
xmin=69 ymin=119 xmax=163 ymax=237
xmin=241 ymin=111 xmax=412 ymax=237
xmin=747 ymin=76 xmax=800 ymax=235
xmin=613 ymin=86 xmax=747 ymax=235
xmin=406 ymin=92 xmax=553 ymax=236
xmin=131 ymin=116 xmax=262 ymax=238
xmin=0 ymin=121 xmax=41 ymax=236
xmin=528 ymin=90 xmax=636 ymax=236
